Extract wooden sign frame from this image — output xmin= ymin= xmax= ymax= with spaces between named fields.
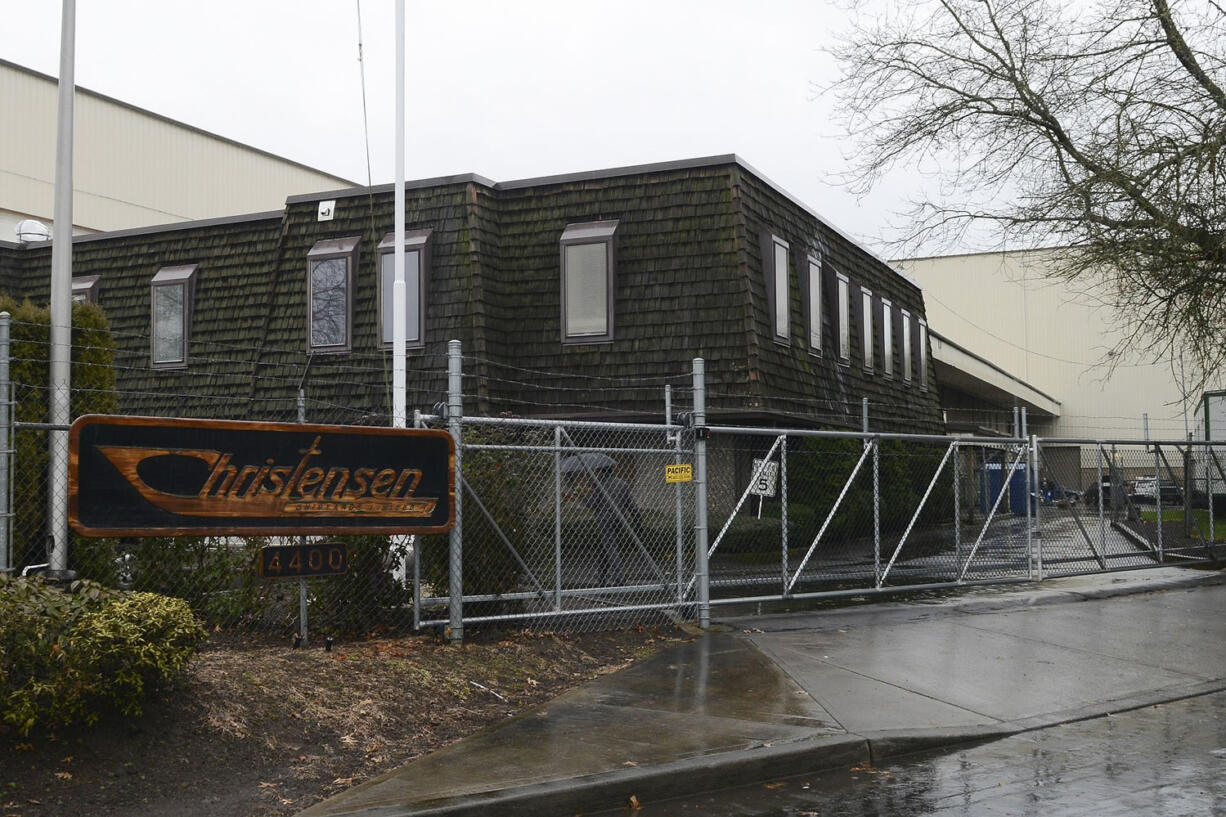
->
xmin=69 ymin=415 xmax=455 ymax=537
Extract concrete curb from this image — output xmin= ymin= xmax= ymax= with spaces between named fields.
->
xmin=348 ymin=735 xmax=870 ymax=817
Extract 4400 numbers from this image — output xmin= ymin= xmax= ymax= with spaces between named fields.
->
xmin=259 ymin=543 xmax=348 ymax=579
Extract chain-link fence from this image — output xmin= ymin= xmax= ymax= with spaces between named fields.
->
xmin=703 ymin=431 xmax=1038 ymax=605
xmin=3 ymin=312 xmax=1223 ymax=641
xmin=1035 ymin=439 xmax=1226 ymax=574
xmin=413 ymin=416 xmax=696 ymax=633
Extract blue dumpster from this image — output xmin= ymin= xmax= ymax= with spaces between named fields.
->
xmin=978 ymin=462 xmax=1031 ymax=514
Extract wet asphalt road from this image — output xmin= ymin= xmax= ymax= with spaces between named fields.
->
xmin=606 ymin=691 xmax=1226 ymax=816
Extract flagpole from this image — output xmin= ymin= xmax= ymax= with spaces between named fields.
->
xmin=48 ymin=0 xmax=76 ymax=578
xmin=392 ymin=0 xmax=407 ymax=428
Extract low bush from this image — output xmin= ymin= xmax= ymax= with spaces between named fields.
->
xmin=710 ymin=504 xmax=818 ymax=554
xmin=0 ymin=577 xmax=205 ymax=735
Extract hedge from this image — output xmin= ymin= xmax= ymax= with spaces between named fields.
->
xmin=0 ymin=577 xmax=205 ymax=735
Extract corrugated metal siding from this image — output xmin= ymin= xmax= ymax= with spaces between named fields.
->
xmin=1 ymin=61 xmax=353 ymax=233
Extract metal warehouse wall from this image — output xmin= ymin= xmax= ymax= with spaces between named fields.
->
xmin=0 ymin=59 xmax=354 ymax=238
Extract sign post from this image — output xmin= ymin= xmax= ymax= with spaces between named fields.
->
xmin=749 ymin=458 xmax=779 ymax=518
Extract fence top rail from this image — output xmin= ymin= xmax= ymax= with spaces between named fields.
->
xmin=458 ymin=415 xmax=681 ymax=434
xmin=1037 ymin=437 xmax=1226 ymax=447
xmin=705 ymin=424 xmax=1025 ymax=446
xmin=13 ymin=422 xmax=71 ymax=431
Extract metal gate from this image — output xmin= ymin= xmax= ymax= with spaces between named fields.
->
xmin=701 ymin=429 xmax=1040 ymax=606
xmin=413 ymin=415 xmax=698 ymax=634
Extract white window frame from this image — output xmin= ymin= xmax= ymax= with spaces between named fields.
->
xmin=307 ymin=237 xmax=359 ymax=353
xmin=806 ymin=255 xmax=822 ymax=356
xmin=771 ymin=235 xmax=790 ymax=343
xmin=560 ymin=220 xmax=618 ymax=344
xmin=902 ymin=309 xmax=913 ymax=383
xmin=377 ymin=228 xmax=431 ymax=350
xmin=837 ymin=273 xmax=851 ymax=364
xmin=150 ymin=264 xmax=198 ymax=369
xmin=861 ymin=286 xmax=874 ymax=372
xmin=882 ymin=298 xmax=894 ymax=378
xmin=919 ymin=318 xmax=929 ymax=390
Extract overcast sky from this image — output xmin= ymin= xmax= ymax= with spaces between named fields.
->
xmin=1 ymin=0 xmax=931 ymax=254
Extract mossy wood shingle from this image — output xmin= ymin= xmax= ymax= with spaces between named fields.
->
xmin=2 ymin=157 xmax=941 ymax=432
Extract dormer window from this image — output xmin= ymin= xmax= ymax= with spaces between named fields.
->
xmin=378 ymin=229 xmax=431 ymax=349
xmin=307 ymin=237 xmax=359 ymax=353
xmin=560 ymin=220 xmax=618 ymax=343
xmin=150 ymin=265 xmax=197 ymax=369
xmin=72 ymin=275 xmax=100 ymax=304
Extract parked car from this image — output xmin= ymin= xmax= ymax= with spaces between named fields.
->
xmin=1131 ymin=477 xmax=1183 ymax=504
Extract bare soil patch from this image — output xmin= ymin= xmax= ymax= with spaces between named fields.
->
xmin=1 ymin=626 xmax=689 ymax=817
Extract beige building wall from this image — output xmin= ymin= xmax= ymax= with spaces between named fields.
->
xmin=1 ymin=59 xmax=353 ymax=239
xmin=897 ymin=249 xmax=1204 ymax=441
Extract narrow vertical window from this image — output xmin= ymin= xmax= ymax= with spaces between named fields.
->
xmin=307 ymin=237 xmax=359 ymax=353
xmin=378 ymin=229 xmax=431 ymax=349
xmin=772 ymin=236 xmax=790 ymax=342
xmin=902 ymin=309 xmax=913 ymax=383
xmin=882 ymin=299 xmax=894 ymax=378
xmin=837 ymin=273 xmax=850 ymax=363
xmin=150 ymin=264 xmax=197 ymax=369
xmin=561 ymin=220 xmax=618 ymax=343
xmin=919 ymin=319 xmax=929 ymax=390
xmin=806 ymin=255 xmax=822 ymax=355
xmin=861 ymin=287 xmax=874 ymax=372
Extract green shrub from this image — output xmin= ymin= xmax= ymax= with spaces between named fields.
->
xmin=711 ymin=504 xmax=818 ymax=554
xmin=0 ymin=576 xmax=204 ymax=735
xmin=0 ymin=295 xmax=118 ymax=569
xmin=67 ymin=591 xmax=206 ymax=718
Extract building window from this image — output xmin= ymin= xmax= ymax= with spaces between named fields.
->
xmin=882 ymin=299 xmax=894 ymax=378
xmin=837 ymin=273 xmax=851 ymax=363
xmin=378 ymin=229 xmax=431 ymax=349
xmin=150 ymin=264 xmax=197 ymax=369
xmin=902 ymin=309 xmax=913 ymax=383
xmin=72 ymin=275 xmax=100 ymax=304
xmin=560 ymin=220 xmax=618 ymax=343
xmin=307 ymin=237 xmax=359 ymax=353
xmin=806 ymin=255 xmax=821 ymax=355
xmin=772 ymin=236 xmax=790 ymax=342
xmin=919 ymin=319 xmax=929 ymax=390
xmin=861 ymin=286 xmax=874 ymax=372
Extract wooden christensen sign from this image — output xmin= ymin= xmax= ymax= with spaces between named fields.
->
xmin=69 ymin=416 xmax=455 ymax=537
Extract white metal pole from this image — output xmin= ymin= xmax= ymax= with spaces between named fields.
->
xmin=391 ymin=0 xmax=407 ymax=428
xmin=48 ymin=0 xmax=76 ymax=578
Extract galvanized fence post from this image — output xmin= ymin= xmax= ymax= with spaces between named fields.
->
xmin=447 ymin=340 xmax=464 ymax=643
xmin=692 ymin=358 xmax=710 ymax=629
xmin=0 ymin=312 xmax=9 ymax=573
xmin=952 ymin=439 xmax=961 ymax=574
xmin=1154 ymin=440 xmax=1164 ymax=558
xmin=296 ymin=385 xmax=310 ymax=647
xmin=1030 ymin=433 xmax=1042 ymax=580
xmin=553 ymin=424 xmax=563 ymax=612
xmin=667 ymin=387 xmax=685 ymax=604
xmin=780 ymin=434 xmax=788 ymax=597
xmin=872 ymin=436 xmax=881 ymax=586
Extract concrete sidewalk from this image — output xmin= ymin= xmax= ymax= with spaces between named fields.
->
xmin=298 ymin=567 xmax=1226 ymax=817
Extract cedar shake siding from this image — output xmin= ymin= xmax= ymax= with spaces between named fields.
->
xmin=1 ymin=156 xmax=941 ymax=433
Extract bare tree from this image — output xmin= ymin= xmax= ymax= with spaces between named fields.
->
xmin=830 ymin=0 xmax=1226 ymax=387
